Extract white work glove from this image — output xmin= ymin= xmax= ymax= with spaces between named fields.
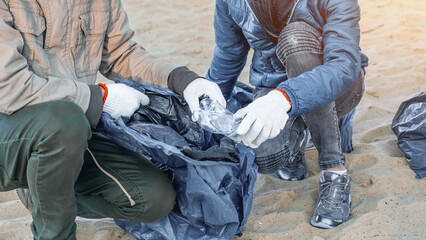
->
xmin=102 ymin=83 xmax=150 ymax=119
xmin=233 ymin=90 xmax=291 ymax=148
xmin=183 ymin=78 xmax=226 ymax=121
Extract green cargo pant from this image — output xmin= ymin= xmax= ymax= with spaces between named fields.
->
xmin=0 ymin=101 xmax=176 ymax=240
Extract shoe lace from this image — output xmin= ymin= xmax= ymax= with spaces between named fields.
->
xmin=319 ymin=175 xmax=350 ymax=211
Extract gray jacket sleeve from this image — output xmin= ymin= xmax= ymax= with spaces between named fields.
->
xmin=98 ymin=0 xmax=202 ymax=97
xmin=277 ymin=0 xmax=362 ymax=116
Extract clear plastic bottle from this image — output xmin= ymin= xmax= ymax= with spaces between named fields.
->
xmin=195 ymin=98 xmax=240 ymax=137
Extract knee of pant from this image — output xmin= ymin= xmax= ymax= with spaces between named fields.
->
xmin=276 ymin=21 xmax=323 ymax=65
xmin=304 ymin=101 xmax=337 ymax=119
xmin=38 ymin=101 xmax=91 ymax=150
xmin=126 ymin=180 xmax=176 ymax=223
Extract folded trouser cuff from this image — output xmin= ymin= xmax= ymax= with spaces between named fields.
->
xmin=255 ymin=146 xmax=291 ymax=174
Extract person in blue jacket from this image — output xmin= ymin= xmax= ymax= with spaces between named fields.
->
xmin=206 ymin=0 xmax=368 ymax=228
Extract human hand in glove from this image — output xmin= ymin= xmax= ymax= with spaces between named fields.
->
xmin=183 ymin=78 xmax=226 ymax=121
xmin=233 ymin=89 xmax=291 ymax=148
xmin=99 ymin=83 xmax=149 ymax=119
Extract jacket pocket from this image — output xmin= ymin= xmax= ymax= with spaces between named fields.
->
xmin=8 ymin=1 xmax=51 ymax=76
xmin=75 ymin=11 xmax=109 ymax=78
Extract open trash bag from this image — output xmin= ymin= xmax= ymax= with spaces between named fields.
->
xmin=391 ymin=92 xmax=426 ymax=179
xmin=96 ymin=79 xmax=257 ymax=240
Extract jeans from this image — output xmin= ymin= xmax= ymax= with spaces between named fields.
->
xmin=254 ymin=21 xmax=365 ymax=173
xmin=0 ymin=101 xmax=176 ymax=240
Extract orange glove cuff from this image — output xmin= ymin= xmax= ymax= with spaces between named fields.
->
xmin=274 ymin=89 xmax=292 ymax=110
xmin=98 ymin=83 xmax=108 ymax=105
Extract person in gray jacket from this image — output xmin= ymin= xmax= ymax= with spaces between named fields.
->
xmin=207 ymin=0 xmax=368 ymax=228
xmin=0 ymin=0 xmax=225 ymax=239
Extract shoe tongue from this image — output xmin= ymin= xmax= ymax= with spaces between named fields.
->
xmin=322 ymin=172 xmax=347 ymax=201
xmin=322 ymin=171 xmax=341 ymax=182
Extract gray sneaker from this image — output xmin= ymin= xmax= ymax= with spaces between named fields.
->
xmin=275 ymin=152 xmax=309 ymax=181
xmin=275 ymin=128 xmax=309 ymax=181
xmin=310 ymin=172 xmax=351 ymax=229
xmin=16 ymin=188 xmax=33 ymax=211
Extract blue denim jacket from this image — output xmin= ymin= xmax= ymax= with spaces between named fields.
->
xmin=206 ymin=0 xmax=369 ymax=116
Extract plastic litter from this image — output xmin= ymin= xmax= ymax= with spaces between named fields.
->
xmin=391 ymin=92 xmax=426 ymax=179
xmin=195 ymin=93 xmax=356 ymax=153
xmin=195 ymin=97 xmax=241 ymax=138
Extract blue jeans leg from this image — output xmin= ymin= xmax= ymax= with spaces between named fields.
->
xmin=283 ymin=22 xmax=365 ymax=169
xmin=253 ymin=87 xmax=307 ymax=174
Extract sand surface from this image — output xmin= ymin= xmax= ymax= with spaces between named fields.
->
xmin=1 ymin=0 xmax=425 ymax=239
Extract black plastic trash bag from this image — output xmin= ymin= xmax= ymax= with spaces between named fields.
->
xmin=391 ymin=92 xmax=426 ymax=179
xmin=97 ymin=79 xmax=258 ymax=240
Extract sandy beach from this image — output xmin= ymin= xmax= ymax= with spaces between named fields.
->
xmin=1 ymin=0 xmax=425 ymax=239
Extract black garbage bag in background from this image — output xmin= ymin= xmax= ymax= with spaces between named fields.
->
xmin=97 ymin=79 xmax=257 ymax=240
xmin=391 ymin=92 xmax=426 ymax=179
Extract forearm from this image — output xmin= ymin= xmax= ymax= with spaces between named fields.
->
xmin=167 ymin=66 xmax=202 ymax=96
xmin=278 ymin=0 xmax=362 ymax=116
xmin=206 ymin=0 xmax=250 ymax=99
xmin=206 ymin=46 xmax=248 ymax=100
xmin=99 ymin=0 xmax=181 ymax=87
xmin=85 ymin=85 xmax=104 ymax=128
xmin=100 ymin=40 xmax=181 ymax=87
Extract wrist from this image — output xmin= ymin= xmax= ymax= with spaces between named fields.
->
xmin=167 ymin=66 xmax=201 ymax=96
xmin=98 ymin=83 xmax=108 ymax=104
xmin=273 ymin=89 xmax=291 ymax=112
xmin=86 ymin=85 xmax=104 ymax=128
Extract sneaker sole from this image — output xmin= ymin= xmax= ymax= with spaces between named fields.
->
xmin=310 ymin=217 xmax=335 ymax=229
xmin=278 ymin=171 xmax=309 ymax=181
xmin=310 ymin=195 xmax=351 ymax=229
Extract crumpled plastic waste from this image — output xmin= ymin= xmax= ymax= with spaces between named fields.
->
xmin=97 ymin=79 xmax=258 ymax=240
xmin=195 ymin=97 xmax=242 ymax=139
xmin=391 ymin=92 xmax=426 ymax=179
